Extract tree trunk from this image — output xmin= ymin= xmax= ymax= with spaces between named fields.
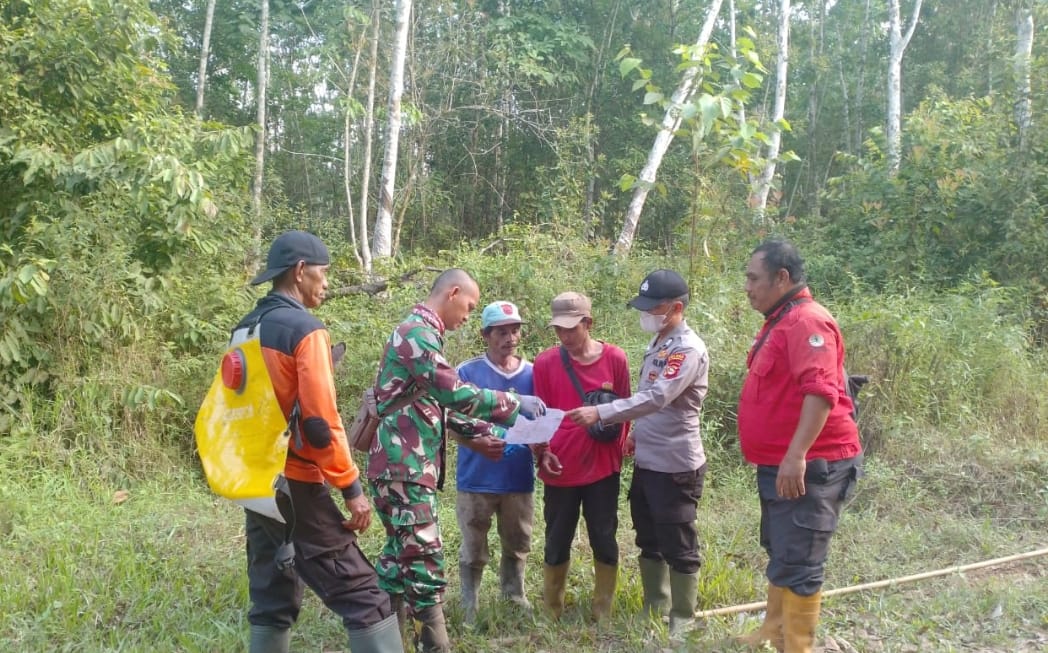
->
xmin=251 ymin=0 xmax=269 ymax=264
xmin=751 ymin=0 xmax=791 ymax=221
xmin=887 ymin=0 xmax=923 ymax=174
xmin=359 ymin=2 xmax=382 ymax=273
xmin=373 ymin=0 xmax=411 ymax=261
xmin=835 ymin=20 xmax=853 ymax=154
xmin=343 ymin=10 xmax=369 ymax=269
xmin=613 ymin=0 xmax=723 ymax=256
xmin=988 ymin=0 xmax=998 ymax=94
xmin=855 ymin=0 xmax=872 ymax=152
xmin=194 ymin=0 xmax=217 ymax=117
xmin=728 ymin=0 xmax=751 ymax=187
xmin=582 ymin=0 xmax=623 ymax=235
xmin=1014 ymin=5 xmax=1033 ymax=154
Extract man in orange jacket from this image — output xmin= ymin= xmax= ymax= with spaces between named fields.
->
xmin=237 ymin=230 xmax=400 ymax=653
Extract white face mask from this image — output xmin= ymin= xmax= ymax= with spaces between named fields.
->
xmin=639 ymin=310 xmax=667 ymax=333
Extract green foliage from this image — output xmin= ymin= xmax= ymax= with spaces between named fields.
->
xmin=831 ymin=282 xmax=1048 ymax=455
xmin=613 ymin=36 xmax=786 ymax=197
xmin=2 ymin=231 xmax=1048 ymax=651
xmin=811 ymin=94 xmax=1048 ymax=338
xmin=0 ymin=0 xmax=255 ymax=432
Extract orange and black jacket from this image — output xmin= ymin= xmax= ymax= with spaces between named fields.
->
xmin=234 ymin=292 xmax=362 ymax=499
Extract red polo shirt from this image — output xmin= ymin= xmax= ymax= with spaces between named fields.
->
xmin=737 ymin=288 xmax=862 ymax=465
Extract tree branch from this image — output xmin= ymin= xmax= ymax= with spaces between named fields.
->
xmin=326 ymin=267 xmax=442 ymax=299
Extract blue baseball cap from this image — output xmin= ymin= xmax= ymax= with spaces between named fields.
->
xmin=480 ymin=301 xmax=523 ymax=329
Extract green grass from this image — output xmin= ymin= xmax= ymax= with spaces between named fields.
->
xmin=4 ymin=246 xmax=1048 ymax=651
xmin=2 ymin=434 xmax=1046 ymax=652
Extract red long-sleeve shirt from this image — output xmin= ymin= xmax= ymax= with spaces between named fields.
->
xmin=737 ymin=288 xmax=862 ymax=466
xmin=533 ymin=342 xmax=631 ymax=487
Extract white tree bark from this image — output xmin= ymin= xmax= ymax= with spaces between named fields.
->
xmin=251 ymin=0 xmax=269 ymax=261
xmin=1014 ymin=5 xmax=1034 ymax=154
xmin=194 ymin=0 xmax=217 ymax=117
xmin=887 ymin=0 xmax=923 ymax=174
xmin=358 ymin=3 xmax=381 ymax=273
xmin=613 ymin=0 xmax=723 ymax=256
xmin=751 ymin=0 xmax=791 ymax=220
xmin=728 ymin=0 xmax=746 ymax=128
xmin=373 ymin=0 xmax=411 ymax=261
xmin=342 ymin=12 xmax=369 ymax=269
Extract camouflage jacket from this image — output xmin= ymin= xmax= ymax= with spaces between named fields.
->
xmin=367 ymin=303 xmax=522 ymax=487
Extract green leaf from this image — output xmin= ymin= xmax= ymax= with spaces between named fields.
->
xmin=619 ymin=57 xmax=642 ymax=78
xmin=741 ymin=72 xmax=763 ymax=89
xmin=643 ymin=92 xmax=663 ymax=105
xmin=617 ymin=174 xmax=636 ymax=191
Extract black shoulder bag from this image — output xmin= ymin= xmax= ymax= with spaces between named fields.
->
xmin=559 ymin=346 xmax=622 ymax=443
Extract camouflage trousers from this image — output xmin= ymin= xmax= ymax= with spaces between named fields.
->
xmin=370 ymin=479 xmax=446 ymax=612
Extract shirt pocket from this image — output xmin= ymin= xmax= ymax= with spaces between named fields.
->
xmin=744 ymin=355 xmax=775 ymax=404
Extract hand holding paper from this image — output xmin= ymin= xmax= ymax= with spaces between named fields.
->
xmin=505 ymin=408 xmax=564 ymax=445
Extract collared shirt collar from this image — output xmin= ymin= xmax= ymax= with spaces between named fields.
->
xmin=648 ymin=319 xmax=690 ymax=351
xmin=763 ymin=285 xmax=811 ymax=321
xmin=411 ymin=303 xmax=446 ymax=334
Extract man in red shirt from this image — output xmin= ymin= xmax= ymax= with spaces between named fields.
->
xmin=532 ymin=291 xmax=631 ymax=621
xmin=737 ymin=240 xmax=863 ymax=653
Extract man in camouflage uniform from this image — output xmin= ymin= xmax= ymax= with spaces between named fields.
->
xmin=367 ymin=269 xmax=546 ymax=653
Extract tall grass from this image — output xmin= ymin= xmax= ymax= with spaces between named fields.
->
xmin=2 ymin=235 xmax=1047 ymax=651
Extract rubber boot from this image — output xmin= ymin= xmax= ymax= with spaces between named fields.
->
xmin=388 ymin=594 xmax=410 ymax=653
xmin=459 ymin=562 xmax=484 ymax=623
xmin=737 ymin=584 xmax=785 ymax=650
xmin=591 ymin=561 xmax=618 ymax=622
xmin=415 ymin=604 xmax=451 ymax=653
xmin=249 ymin=624 xmax=291 ymax=653
xmin=782 ymin=588 xmax=821 ymax=653
xmin=543 ymin=562 xmax=570 ymax=619
xmin=667 ymin=569 xmax=699 ymax=639
xmin=499 ymin=556 xmax=531 ymax=609
xmin=638 ymin=557 xmax=670 ymax=618
xmin=347 ymin=614 xmax=404 ymax=653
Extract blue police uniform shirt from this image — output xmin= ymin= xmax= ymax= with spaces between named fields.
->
xmin=456 ymin=355 xmax=535 ymax=493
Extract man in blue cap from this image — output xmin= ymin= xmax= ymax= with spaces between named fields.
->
xmin=453 ymin=301 xmax=537 ymax=622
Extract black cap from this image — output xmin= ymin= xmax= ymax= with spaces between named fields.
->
xmin=627 ymin=269 xmax=689 ymax=311
xmin=250 ymin=230 xmax=330 ymax=285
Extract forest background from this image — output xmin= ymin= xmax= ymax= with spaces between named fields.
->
xmin=1 ymin=0 xmax=1047 ymax=651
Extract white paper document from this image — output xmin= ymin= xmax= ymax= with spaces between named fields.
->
xmin=504 ymin=408 xmax=566 ymax=445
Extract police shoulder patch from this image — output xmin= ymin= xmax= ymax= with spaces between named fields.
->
xmin=663 ymin=352 xmax=687 ymax=379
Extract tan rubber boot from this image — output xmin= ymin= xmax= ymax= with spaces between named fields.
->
xmin=543 ymin=562 xmax=570 ymax=619
xmin=737 ymin=584 xmax=785 ymax=651
xmin=591 ymin=561 xmax=618 ymax=621
xmin=638 ymin=557 xmax=670 ymax=618
xmin=782 ymin=588 xmax=822 ymax=653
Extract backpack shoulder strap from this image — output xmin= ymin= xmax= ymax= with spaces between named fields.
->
xmin=559 ymin=346 xmax=587 ymax=402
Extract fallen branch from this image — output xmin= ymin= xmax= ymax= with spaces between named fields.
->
xmin=326 ymin=266 xmax=442 ymax=299
xmin=697 ymin=545 xmax=1048 ymax=618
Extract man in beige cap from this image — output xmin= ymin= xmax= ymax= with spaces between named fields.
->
xmin=531 ymin=292 xmax=632 ymax=621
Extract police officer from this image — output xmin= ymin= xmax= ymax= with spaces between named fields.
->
xmin=567 ymin=269 xmax=709 ymax=637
